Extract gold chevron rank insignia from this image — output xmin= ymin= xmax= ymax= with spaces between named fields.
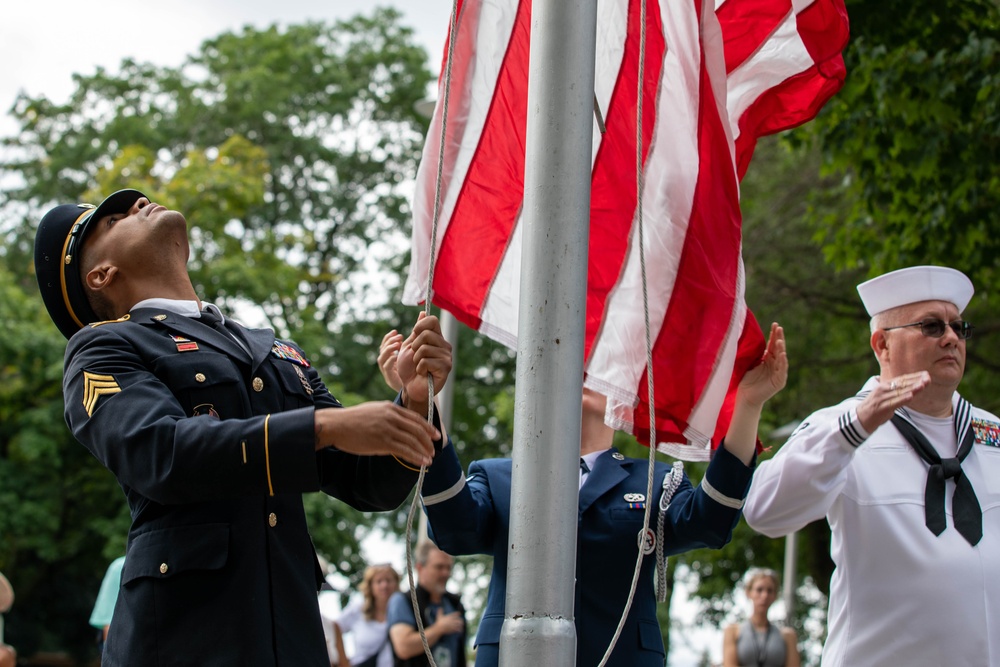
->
xmin=83 ymin=372 xmax=121 ymax=417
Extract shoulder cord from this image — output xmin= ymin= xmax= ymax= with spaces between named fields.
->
xmin=402 ymin=1 xmax=463 ymax=665
xmin=596 ymin=1 xmax=660 ymax=664
xmin=656 ymin=461 xmax=685 ymax=603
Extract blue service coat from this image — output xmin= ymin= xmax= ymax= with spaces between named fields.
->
xmin=420 ymin=444 xmax=753 ymax=667
xmin=63 ymin=307 xmax=425 ymax=667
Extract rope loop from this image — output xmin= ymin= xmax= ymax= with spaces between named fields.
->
xmin=596 ymin=3 xmax=656 ymax=664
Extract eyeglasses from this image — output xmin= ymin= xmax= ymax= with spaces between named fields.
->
xmin=882 ymin=318 xmax=974 ymax=340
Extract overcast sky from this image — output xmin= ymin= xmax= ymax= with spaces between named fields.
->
xmin=0 ymin=0 xmax=453 ymax=136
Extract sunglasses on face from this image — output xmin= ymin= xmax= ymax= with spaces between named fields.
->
xmin=882 ymin=318 xmax=974 ymax=340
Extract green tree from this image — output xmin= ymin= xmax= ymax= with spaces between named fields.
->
xmin=802 ymin=0 xmax=1000 ymax=289
xmin=0 ymin=262 xmax=131 ymax=659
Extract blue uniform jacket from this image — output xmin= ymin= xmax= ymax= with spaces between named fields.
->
xmin=420 ymin=444 xmax=753 ymax=667
xmin=63 ymin=307 xmax=424 ymax=667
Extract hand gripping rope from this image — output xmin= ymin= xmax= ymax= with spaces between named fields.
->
xmin=400 ymin=0 xmax=462 ymax=664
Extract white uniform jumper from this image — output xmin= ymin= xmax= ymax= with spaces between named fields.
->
xmin=745 ymin=377 xmax=1000 ymax=667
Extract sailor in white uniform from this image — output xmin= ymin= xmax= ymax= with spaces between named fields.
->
xmin=744 ymin=265 xmax=1000 ymax=667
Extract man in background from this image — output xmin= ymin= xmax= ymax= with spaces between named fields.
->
xmin=387 ymin=541 xmax=466 ymax=667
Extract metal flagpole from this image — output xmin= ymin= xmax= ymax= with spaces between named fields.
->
xmin=770 ymin=421 xmax=802 ymax=621
xmin=436 ymin=309 xmax=459 ymax=430
xmin=499 ymin=0 xmax=599 ymax=664
xmin=782 ymin=530 xmax=798 ymax=618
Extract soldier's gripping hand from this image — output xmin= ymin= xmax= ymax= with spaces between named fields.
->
xmin=314 ymin=403 xmax=438 ymax=468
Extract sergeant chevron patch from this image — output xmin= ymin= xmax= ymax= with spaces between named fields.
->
xmin=83 ymin=371 xmax=121 ymax=417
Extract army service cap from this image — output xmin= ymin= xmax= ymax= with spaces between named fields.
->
xmin=34 ymin=189 xmax=147 ymax=339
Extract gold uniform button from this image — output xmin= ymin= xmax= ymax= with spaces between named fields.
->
xmin=159 ymin=563 xmax=169 ymax=574
xmin=252 ymin=377 xmax=264 ymax=392
xmin=268 ymin=513 xmax=277 ymax=528
xmin=195 ymin=373 xmax=206 ymax=383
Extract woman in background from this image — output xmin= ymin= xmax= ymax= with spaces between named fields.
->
xmin=334 ymin=563 xmax=400 ymax=667
xmin=722 ymin=568 xmax=799 ymax=667
xmin=0 ymin=571 xmax=16 ymax=667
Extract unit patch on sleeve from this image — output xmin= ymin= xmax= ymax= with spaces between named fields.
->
xmin=271 ymin=341 xmax=310 ymax=367
xmin=83 ymin=371 xmax=121 ymax=417
xmin=972 ymin=418 xmax=1000 ymax=447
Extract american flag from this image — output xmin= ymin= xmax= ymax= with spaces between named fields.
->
xmin=404 ymin=0 xmax=848 ymax=460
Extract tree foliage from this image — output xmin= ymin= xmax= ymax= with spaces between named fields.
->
xmin=802 ymin=0 xmax=1000 ymax=289
xmin=0 ymin=263 xmax=131 ymax=658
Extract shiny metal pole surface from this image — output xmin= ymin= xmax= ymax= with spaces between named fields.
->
xmin=499 ymin=0 xmax=598 ymax=664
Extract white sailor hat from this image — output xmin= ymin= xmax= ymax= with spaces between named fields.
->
xmin=857 ymin=265 xmax=974 ymax=316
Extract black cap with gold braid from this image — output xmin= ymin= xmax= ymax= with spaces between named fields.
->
xmin=34 ymin=189 xmax=146 ymax=339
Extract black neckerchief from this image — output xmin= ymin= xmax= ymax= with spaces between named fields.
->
xmin=891 ymin=411 xmax=982 ymax=546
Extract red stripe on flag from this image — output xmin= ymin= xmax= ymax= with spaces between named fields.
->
xmin=635 ymin=46 xmax=762 ymax=446
xmin=731 ymin=0 xmax=848 ymax=178
xmin=431 ymin=0 xmax=532 ymax=327
xmin=717 ymin=0 xmax=792 ymax=74
xmin=733 ymin=55 xmax=846 ymax=178
xmin=711 ymin=310 xmax=764 ymax=446
xmin=585 ymin=0 xmax=665 ymax=360
xmin=795 ymin=0 xmax=850 ymax=65
xmin=436 ymin=0 xmax=469 ymax=82
xmin=732 ymin=0 xmax=850 ymax=179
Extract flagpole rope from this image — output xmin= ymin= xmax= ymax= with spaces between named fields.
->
xmin=402 ymin=0 xmax=463 ymax=664
xmin=597 ymin=0 xmax=662 ymax=662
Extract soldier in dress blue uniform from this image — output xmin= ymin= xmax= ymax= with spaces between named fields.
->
xmin=33 ymin=189 xmax=451 ymax=667
xmin=377 ymin=324 xmax=787 ymax=667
